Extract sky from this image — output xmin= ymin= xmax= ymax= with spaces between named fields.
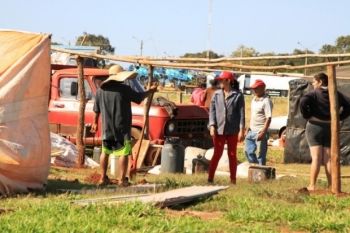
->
xmin=1 ymin=0 xmax=349 ymax=57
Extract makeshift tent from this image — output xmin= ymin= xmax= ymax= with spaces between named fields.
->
xmin=0 ymin=30 xmax=51 ymax=195
xmin=284 ymin=79 xmax=350 ymax=164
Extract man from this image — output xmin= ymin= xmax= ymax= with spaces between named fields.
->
xmin=245 ymin=79 xmax=273 ymax=165
xmin=204 ymin=79 xmax=217 ymax=108
xmin=91 ymin=65 xmax=156 ymax=186
xmin=191 ymin=83 xmax=206 ymax=106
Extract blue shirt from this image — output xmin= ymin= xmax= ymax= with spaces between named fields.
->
xmin=209 ymin=89 xmax=245 ymax=135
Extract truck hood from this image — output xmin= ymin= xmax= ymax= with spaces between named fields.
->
xmin=131 ymin=104 xmax=208 ymax=119
xmin=175 ymin=104 xmax=208 ymax=119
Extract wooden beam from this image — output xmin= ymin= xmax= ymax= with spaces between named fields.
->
xmin=52 ymin=47 xmax=350 ymax=63
xmin=144 ymin=65 xmax=154 ymax=138
xmin=76 ymin=56 xmax=86 ymax=167
xmin=327 ymin=65 xmax=341 ymax=194
xmin=51 ymin=47 xmax=350 ymax=72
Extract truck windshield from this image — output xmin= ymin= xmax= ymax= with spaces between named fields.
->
xmin=93 ymin=76 xmax=145 ymax=93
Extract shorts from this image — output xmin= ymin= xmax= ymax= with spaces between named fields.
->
xmin=102 ymin=134 xmax=132 ymax=157
xmin=305 ymin=120 xmax=331 ymax=147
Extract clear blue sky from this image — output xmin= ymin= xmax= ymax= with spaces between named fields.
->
xmin=1 ymin=0 xmax=349 ymax=56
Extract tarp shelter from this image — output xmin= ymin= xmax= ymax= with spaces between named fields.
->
xmin=284 ymin=78 xmax=350 ymax=164
xmin=0 ymin=30 xmax=51 ymax=195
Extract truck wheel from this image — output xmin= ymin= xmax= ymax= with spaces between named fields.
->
xmin=131 ymin=127 xmax=142 ymax=140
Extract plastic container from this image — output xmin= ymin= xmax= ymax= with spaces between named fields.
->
xmin=109 ymin=156 xmax=119 ymax=178
xmin=161 ymin=137 xmax=185 ymax=173
xmin=92 ymin=147 xmax=101 ymax=163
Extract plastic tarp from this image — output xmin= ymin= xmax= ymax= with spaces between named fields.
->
xmin=284 ymin=78 xmax=350 ymax=164
xmin=0 ymin=31 xmax=51 ymax=195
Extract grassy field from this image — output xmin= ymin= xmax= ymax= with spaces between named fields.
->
xmin=2 ymin=147 xmax=350 ymax=233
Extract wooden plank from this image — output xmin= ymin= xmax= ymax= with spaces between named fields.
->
xmin=75 ymin=185 xmax=228 ymax=207
xmin=151 ymin=147 xmax=162 ymax=166
xmin=327 ymin=65 xmax=341 ymax=194
xmin=132 ymin=139 xmax=150 ymax=169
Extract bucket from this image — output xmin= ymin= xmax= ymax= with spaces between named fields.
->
xmin=92 ymin=147 xmax=101 ymax=163
xmin=109 ymin=156 xmax=119 ymax=178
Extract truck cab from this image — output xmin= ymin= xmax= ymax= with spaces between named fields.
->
xmin=48 ymin=68 xmax=212 ymax=148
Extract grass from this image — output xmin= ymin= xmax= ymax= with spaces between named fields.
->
xmin=2 ymin=147 xmax=350 ymax=233
xmin=0 ymin=93 xmax=333 ymax=233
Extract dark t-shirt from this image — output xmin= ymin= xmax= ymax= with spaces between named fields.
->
xmin=93 ymin=82 xmax=146 ymax=141
xmin=300 ymin=87 xmax=350 ymax=121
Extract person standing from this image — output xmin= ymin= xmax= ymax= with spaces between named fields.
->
xmin=300 ymin=73 xmax=350 ymax=191
xmin=245 ymin=79 xmax=273 ymax=166
xmin=191 ymin=83 xmax=206 ymax=106
xmin=91 ymin=65 xmax=157 ymax=186
xmin=208 ymin=71 xmax=245 ymax=184
xmin=204 ymin=79 xmax=218 ymax=108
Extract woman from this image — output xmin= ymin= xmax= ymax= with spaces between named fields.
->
xmin=300 ymin=73 xmax=350 ymax=191
xmin=208 ymin=71 xmax=245 ymax=184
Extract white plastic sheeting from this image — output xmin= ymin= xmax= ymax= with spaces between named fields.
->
xmin=0 ymin=31 xmax=51 ymax=195
xmin=51 ymin=133 xmax=99 ymax=168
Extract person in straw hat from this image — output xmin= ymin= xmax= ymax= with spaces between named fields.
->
xmin=91 ymin=64 xmax=157 ymax=186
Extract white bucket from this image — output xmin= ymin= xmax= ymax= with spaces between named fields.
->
xmin=109 ymin=156 xmax=119 ymax=178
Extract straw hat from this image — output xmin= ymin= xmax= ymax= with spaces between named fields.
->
xmin=102 ymin=65 xmax=137 ymax=86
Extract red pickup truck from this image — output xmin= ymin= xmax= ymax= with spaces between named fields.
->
xmin=48 ymin=67 xmax=212 ymax=148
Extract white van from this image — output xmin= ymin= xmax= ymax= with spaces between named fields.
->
xmin=237 ymin=74 xmax=302 ymax=97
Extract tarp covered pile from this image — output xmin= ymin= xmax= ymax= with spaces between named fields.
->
xmin=0 ymin=30 xmax=51 ymax=195
xmin=284 ymin=79 xmax=350 ymax=164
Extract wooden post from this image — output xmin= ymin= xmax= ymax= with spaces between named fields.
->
xmin=178 ymin=91 xmax=183 ymax=104
xmin=143 ymin=65 xmax=154 ymax=138
xmin=76 ymin=56 xmax=86 ymax=167
xmin=327 ymin=65 xmax=341 ymax=194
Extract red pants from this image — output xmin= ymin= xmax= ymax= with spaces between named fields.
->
xmin=208 ymin=134 xmax=238 ymax=182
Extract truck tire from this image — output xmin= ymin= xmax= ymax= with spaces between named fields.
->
xmin=131 ymin=127 xmax=142 ymax=140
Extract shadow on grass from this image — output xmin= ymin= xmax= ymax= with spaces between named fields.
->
xmin=166 ymin=196 xmax=215 ymax=210
xmin=45 ymin=179 xmax=97 ymax=193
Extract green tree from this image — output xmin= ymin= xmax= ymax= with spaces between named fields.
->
xmin=76 ymin=32 xmax=115 ymax=54
xmin=320 ymin=44 xmax=338 ymax=54
xmin=182 ymin=50 xmax=223 ymax=59
xmin=231 ymin=45 xmax=259 ymax=58
xmin=336 ymin=35 xmax=350 ymax=53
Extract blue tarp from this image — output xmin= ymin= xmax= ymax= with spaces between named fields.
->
xmin=129 ymin=65 xmax=194 ymax=81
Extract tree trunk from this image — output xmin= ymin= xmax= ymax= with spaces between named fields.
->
xmin=76 ymin=56 xmax=86 ymax=167
xmin=327 ymin=65 xmax=341 ymax=194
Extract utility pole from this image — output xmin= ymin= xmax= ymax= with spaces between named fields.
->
xmin=206 ymin=0 xmax=212 ymax=60
xmin=133 ymin=36 xmax=144 ymax=56
xmin=240 ymin=46 xmax=243 ymax=71
xmin=298 ymin=42 xmax=308 ymax=75
xmin=140 ymin=40 xmax=144 ymax=57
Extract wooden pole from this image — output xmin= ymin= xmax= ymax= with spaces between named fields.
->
xmin=76 ymin=56 xmax=86 ymax=167
xmin=51 ymin=47 xmax=350 ymax=71
xmin=327 ymin=65 xmax=341 ymax=194
xmin=143 ymin=65 xmax=154 ymax=138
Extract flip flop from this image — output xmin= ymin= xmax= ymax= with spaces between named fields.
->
xmin=98 ymin=176 xmax=111 ymax=187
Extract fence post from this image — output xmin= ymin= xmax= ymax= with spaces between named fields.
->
xmin=327 ymin=65 xmax=341 ymax=194
xmin=178 ymin=91 xmax=183 ymax=104
xmin=76 ymin=56 xmax=86 ymax=167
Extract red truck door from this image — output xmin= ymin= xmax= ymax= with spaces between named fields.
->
xmin=48 ymin=75 xmax=99 ymax=144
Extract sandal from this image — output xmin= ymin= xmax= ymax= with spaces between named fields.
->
xmin=98 ymin=176 xmax=111 ymax=187
xmin=119 ymin=177 xmax=131 ymax=187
